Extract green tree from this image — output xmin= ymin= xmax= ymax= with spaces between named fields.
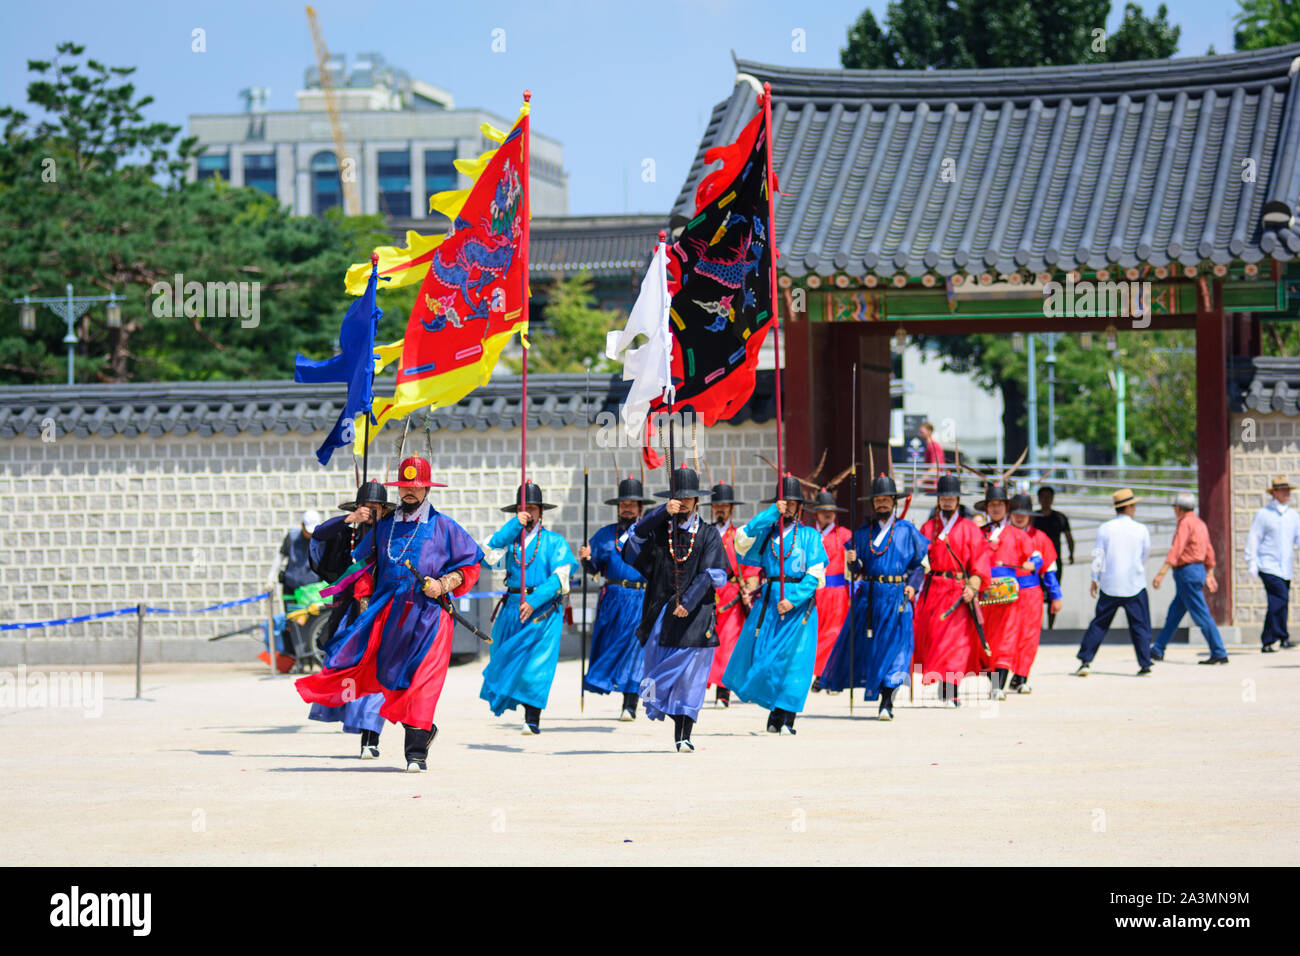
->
xmin=505 ymin=272 xmax=621 ymax=374
xmin=1234 ymin=0 xmax=1300 ymax=49
xmin=0 ymin=43 xmax=394 ymax=384
xmin=842 ymin=0 xmax=1178 ymax=70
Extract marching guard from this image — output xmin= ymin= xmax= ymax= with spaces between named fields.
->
xmin=808 ymin=488 xmax=852 ymax=691
xmin=480 ymin=481 xmax=580 ymax=735
xmin=723 ymin=475 xmax=829 ymax=734
xmin=820 ymin=475 xmax=928 ymax=720
xmin=621 ymin=466 xmax=727 ymax=752
xmin=577 ymin=476 xmax=654 ymax=720
xmin=975 ymin=483 xmax=1039 ymax=700
xmin=296 ymin=456 xmax=484 ymax=772
xmin=913 ymin=474 xmax=992 ymax=706
xmin=1006 ymin=493 xmax=1062 ymax=692
xmin=706 ymin=481 xmax=758 ymax=707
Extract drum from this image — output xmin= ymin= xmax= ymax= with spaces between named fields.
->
xmin=978 ymin=576 xmax=1019 ymax=605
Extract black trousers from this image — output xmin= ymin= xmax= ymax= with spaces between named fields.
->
xmin=1260 ymin=572 xmax=1290 ymax=646
xmin=1078 ymin=589 xmax=1152 ymax=667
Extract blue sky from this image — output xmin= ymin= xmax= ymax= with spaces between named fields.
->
xmin=2 ymin=0 xmax=1239 ymax=216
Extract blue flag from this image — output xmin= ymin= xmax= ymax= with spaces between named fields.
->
xmin=295 ymin=264 xmax=381 ymax=465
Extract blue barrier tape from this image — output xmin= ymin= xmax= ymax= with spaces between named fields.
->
xmin=0 ymin=588 xmax=520 ymax=632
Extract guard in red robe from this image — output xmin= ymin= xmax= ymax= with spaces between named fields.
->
xmin=706 ymin=482 xmax=758 ymax=706
xmin=808 ymin=488 xmax=852 ymax=689
xmin=1008 ymin=493 xmax=1062 ymax=692
xmin=914 ymin=474 xmax=992 ymax=705
xmin=975 ymin=483 xmax=1038 ymax=700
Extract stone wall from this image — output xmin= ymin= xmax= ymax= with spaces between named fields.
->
xmin=0 ymin=421 xmax=778 ymax=664
xmin=1230 ymin=410 xmax=1300 ymax=631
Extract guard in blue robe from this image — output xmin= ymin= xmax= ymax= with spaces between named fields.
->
xmin=820 ymin=475 xmax=929 ymax=720
xmin=297 ymin=457 xmax=485 ymax=773
xmin=578 ymin=477 xmax=654 ymax=720
xmin=480 ymin=482 xmax=579 ymax=734
xmin=722 ymin=476 xmax=829 ymax=734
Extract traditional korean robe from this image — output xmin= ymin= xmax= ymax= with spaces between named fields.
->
xmin=722 ymin=506 xmax=829 ymax=714
xmin=1012 ymin=526 xmax=1061 ymax=678
xmin=582 ymin=520 xmax=647 ymax=696
xmin=479 ymin=517 xmax=579 ymax=715
xmin=708 ymin=521 xmax=756 ymax=688
xmin=913 ymin=512 xmax=993 ymax=686
xmin=814 ymin=521 xmax=854 ymax=676
xmin=820 ymin=516 xmax=929 ymax=697
xmin=981 ymin=520 xmax=1037 ymax=672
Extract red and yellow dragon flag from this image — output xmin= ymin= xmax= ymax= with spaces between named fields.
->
xmin=350 ymin=102 xmax=530 ymax=446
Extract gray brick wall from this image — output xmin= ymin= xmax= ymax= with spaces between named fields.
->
xmin=1230 ymin=411 xmax=1300 ymax=626
xmin=0 ymin=420 xmax=778 ymax=661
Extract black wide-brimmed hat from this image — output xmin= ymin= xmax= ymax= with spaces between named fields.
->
xmin=501 ymin=481 xmax=558 ymax=512
xmin=709 ymin=482 xmax=745 ymax=505
xmin=934 ymin=473 xmax=962 ymax=497
xmin=763 ymin=475 xmax=808 ymax=504
xmin=975 ymin=483 xmax=1012 ymax=512
xmin=339 ymin=480 xmax=395 ymax=513
xmin=859 ymin=473 xmax=908 ymax=501
xmin=807 ymin=488 xmax=847 ymax=513
xmin=605 ymin=476 xmax=654 ymax=506
xmin=655 ymin=466 xmax=711 ymax=500
xmin=1009 ymin=493 xmax=1036 ymax=517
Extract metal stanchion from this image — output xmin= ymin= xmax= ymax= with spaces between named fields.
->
xmin=134 ymin=603 xmax=145 ymax=700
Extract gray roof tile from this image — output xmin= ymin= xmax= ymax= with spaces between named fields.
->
xmin=674 ymin=46 xmax=1300 ymax=279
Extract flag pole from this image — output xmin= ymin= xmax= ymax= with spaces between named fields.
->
xmin=581 ymin=371 xmax=590 ymax=711
xmin=763 ymin=83 xmax=786 ymax=604
xmin=848 ymin=361 xmax=857 ymax=715
xmin=657 ymin=229 xmax=682 ymax=608
xmin=519 ymin=90 xmax=532 ymax=612
xmin=362 ymin=252 xmax=378 ymax=486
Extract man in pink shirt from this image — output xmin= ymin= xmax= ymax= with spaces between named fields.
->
xmin=1151 ymin=492 xmax=1226 ymax=663
xmin=918 ymin=421 xmax=945 ymax=492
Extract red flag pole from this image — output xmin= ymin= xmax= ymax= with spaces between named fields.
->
xmin=764 ymin=83 xmax=786 ymax=604
xmin=519 ymin=91 xmax=532 ymax=609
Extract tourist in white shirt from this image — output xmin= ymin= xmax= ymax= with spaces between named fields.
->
xmin=1074 ymin=489 xmax=1154 ymax=676
xmin=1244 ymin=476 xmax=1300 ymax=652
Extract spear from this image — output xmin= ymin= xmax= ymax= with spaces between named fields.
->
xmin=581 ymin=371 xmax=590 ymax=712
xmin=848 ymin=362 xmax=857 ymax=715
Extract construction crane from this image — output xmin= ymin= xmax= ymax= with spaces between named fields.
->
xmin=305 ymin=5 xmax=361 ymax=216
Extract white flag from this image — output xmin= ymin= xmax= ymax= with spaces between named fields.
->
xmin=605 ymin=242 xmax=671 ymax=440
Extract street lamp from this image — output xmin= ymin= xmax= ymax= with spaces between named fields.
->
xmin=12 ymin=285 xmax=122 ymax=385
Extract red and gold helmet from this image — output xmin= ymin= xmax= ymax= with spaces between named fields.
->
xmin=384 ymin=456 xmax=447 ymax=489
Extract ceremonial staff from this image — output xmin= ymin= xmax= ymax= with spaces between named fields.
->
xmin=848 ymin=362 xmax=857 ymax=715
xmin=581 ymin=371 xmax=590 ymax=711
xmin=518 ymin=90 xmax=533 ymax=618
xmin=763 ymin=82 xmax=786 ymax=605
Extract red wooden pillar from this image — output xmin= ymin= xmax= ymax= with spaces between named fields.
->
xmin=783 ymin=296 xmax=814 ymax=480
xmin=1197 ymin=279 xmax=1232 ymax=623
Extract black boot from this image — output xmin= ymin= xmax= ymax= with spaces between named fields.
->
xmin=403 ymin=724 xmax=435 ymax=771
xmin=783 ymin=709 xmax=797 ymax=735
xmin=522 ymin=705 xmax=541 ymax=735
xmin=620 ymin=692 xmax=639 ymax=721
xmin=672 ymin=714 xmax=684 ymax=743
xmin=677 ymin=715 xmax=695 ymax=752
xmin=941 ymin=681 xmax=961 ymax=707
xmin=716 ymin=686 xmax=730 ymax=707
xmin=810 ymin=675 xmax=823 ymax=693
xmin=878 ymin=686 xmax=895 ymax=721
xmin=359 ymin=729 xmax=381 ymax=759
xmin=991 ymin=668 xmax=1008 ymax=699
xmin=766 ymin=709 xmax=782 ymax=734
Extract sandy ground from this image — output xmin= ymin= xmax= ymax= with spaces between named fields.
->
xmin=1 ymin=643 xmax=1296 ymax=866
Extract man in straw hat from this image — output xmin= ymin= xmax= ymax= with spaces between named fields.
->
xmin=820 ymin=474 xmax=928 ymax=720
xmin=913 ymin=473 xmax=992 ymax=706
xmin=723 ymin=475 xmax=829 ymax=734
xmin=1005 ymin=493 xmax=1062 ymax=693
xmin=577 ymin=476 xmax=655 ymax=720
xmin=304 ymin=480 xmax=395 ymax=758
xmin=807 ymin=487 xmax=854 ymax=692
xmin=620 ymin=465 xmax=727 ymax=752
xmin=976 ymin=482 xmax=1040 ymax=700
xmin=706 ymin=480 xmax=759 ymax=707
xmin=1074 ymin=488 xmax=1153 ymax=676
xmin=480 ymin=481 xmax=579 ymax=735
xmin=296 ymin=456 xmax=484 ymax=772
xmin=1244 ymin=476 xmax=1300 ymax=653
xmin=1151 ymin=492 xmax=1227 ymax=664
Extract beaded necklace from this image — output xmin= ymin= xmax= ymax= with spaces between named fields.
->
xmin=868 ymin=517 xmax=896 ymax=556
xmin=667 ymin=513 xmax=699 ymax=564
xmin=511 ymin=524 xmax=542 ymax=569
xmin=385 ymin=517 xmax=421 ymax=567
xmin=769 ymin=520 xmax=797 ymax=560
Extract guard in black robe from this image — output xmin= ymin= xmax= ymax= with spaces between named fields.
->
xmin=622 ymin=466 xmax=727 ymax=752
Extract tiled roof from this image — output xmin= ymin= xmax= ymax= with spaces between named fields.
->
xmin=674 ymin=46 xmax=1300 ymax=280
xmin=385 ymin=214 xmax=665 ymax=279
xmin=0 ymin=372 xmax=776 ymax=440
xmin=1230 ymin=356 xmax=1300 ymax=416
